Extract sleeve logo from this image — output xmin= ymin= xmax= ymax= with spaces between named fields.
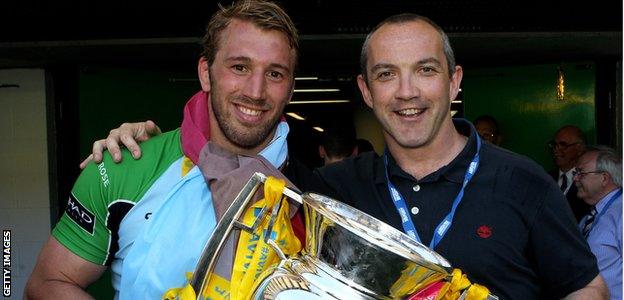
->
xmin=66 ymin=193 xmax=96 ymax=235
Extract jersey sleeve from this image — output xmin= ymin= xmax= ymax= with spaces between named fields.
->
xmin=52 ymin=129 xmax=184 ymax=265
xmin=52 ymin=159 xmax=117 ymax=265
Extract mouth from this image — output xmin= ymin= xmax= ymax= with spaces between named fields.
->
xmin=237 ymin=105 xmax=262 ymax=116
xmin=233 ymin=103 xmax=267 ymax=123
xmin=394 ymin=107 xmax=426 ymax=118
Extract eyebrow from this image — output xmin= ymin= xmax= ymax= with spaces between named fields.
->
xmin=369 ymin=57 xmax=443 ymax=74
xmin=417 ymin=57 xmax=443 ymax=67
xmin=370 ymin=63 xmax=396 ymax=74
xmin=225 ymin=56 xmax=292 ymax=74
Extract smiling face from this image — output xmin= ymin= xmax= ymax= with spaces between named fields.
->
xmin=201 ymin=19 xmax=295 ymax=152
xmin=357 ymin=20 xmax=462 ymax=150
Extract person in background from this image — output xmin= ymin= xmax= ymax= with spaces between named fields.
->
xmin=574 ymin=145 xmax=622 ymax=300
xmin=356 ymin=138 xmax=376 ymax=155
xmin=548 ymin=125 xmax=591 ymax=222
xmin=318 ymin=126 xmax=358 ymax=165
xmin=473 ymin=115 xmax=501 ymax=146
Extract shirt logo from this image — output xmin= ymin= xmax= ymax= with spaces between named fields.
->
xmin=476 ymin=225 xmax=492 ymax=239
xmin=66 ymin=193 xmax=96 ymax=235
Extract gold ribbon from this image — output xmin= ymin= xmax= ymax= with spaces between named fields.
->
xmin=438 ymin=269 xmax=490 ymax=300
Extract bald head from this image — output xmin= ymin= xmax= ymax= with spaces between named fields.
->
xmin=359 ymin=14 xmax=456 ymax=83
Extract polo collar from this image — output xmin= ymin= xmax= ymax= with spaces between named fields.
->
xmin=374 ymin=119 xmax=479 ymax=184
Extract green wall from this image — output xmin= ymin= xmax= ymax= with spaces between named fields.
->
xmin=79 ymin=67 xmax=198 ymax=157
xmin=463 ymin=62 xmax=596 ymax=171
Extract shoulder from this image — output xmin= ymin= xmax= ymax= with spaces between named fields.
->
xmin=480 ymin=143 xmax=554 ymax=189
xmin=53 ymin=129 xmax=184 ymax=265
xmin=80 ymin=128 xmax=182 ymax=194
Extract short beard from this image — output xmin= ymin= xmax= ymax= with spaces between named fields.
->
xmin=210 ymin=90 xmax=279 ymax=150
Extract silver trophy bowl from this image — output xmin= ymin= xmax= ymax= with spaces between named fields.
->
xmin=250 ymin=192 xmax=453 ymax=299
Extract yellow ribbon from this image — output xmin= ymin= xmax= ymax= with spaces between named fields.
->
xmin=437 ymin=269 xmax=490 ymax=300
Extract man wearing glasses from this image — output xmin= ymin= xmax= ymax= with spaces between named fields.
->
xmin=574 ymin=145 xmax=622 ymax=300
xmin=548 ymin=125 xmax=591 ymax=221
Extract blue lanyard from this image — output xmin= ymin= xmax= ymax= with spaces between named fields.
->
xmin=586 ymin=188 xmax=622 ymax=237
xmin=383 ymin=135 xmax=482 ymax=249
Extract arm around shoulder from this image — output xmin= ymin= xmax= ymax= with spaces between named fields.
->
xmin=562 ymin=275 xmax=609 ymax=300
xmin=25 ymin=236 xmax=106 ymax=299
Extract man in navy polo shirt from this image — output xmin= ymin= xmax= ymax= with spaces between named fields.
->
xmin=311 ymin=14 xmax=607 ymax=299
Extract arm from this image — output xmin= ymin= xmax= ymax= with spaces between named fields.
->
xmin=79 ymin=120 xmax=162 ymax=169
xmin=25 ymin=237 xmax=106 ymax=299
xmin=562 ymin=275 xmax=609 ymax=299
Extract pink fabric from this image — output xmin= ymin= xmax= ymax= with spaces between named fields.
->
xmin=181 ymin=91 xmax=211 ymax=164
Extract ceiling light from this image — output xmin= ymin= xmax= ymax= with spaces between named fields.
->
xmin=451 ymin=110 xmax=458 ymax=116
xmin=451 ymin=100 xmax=462 ymax=104
xmin=286 ymin=112 xmax=305 ymax=120
xmin=313 ymin=127 xmax=324 ymax=132
xmin=294 ymin=88 xmax=340 ymax=93
xmin=295 ymin=77 xmax=318 ymax=81
xmin=288 ymin=100 xmax=350 ymax=105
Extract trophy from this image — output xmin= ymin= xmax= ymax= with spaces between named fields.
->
xmin=164 ymin=173 xmax=498 ymax=300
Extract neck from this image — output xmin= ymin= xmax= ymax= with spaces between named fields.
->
xmin=387 ymin=121 xmax=468 ymax=180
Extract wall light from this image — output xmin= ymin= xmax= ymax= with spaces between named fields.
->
xmin=556 ymin=66 xmax=565 ymax=101
xmin=285 ymin=112 xmax=305 ymax=121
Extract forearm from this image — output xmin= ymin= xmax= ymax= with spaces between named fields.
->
xmin=561 ymin=275 xmax=609 ymax=300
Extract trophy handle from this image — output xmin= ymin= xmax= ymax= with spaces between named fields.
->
xmin=190 ymin=172 xmax=302 ymax=299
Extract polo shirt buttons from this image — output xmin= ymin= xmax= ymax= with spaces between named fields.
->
xmin=412 ymin=184 xmax=421 ymax=192
xmin=411 ymin=206 xmax=420 ymax=215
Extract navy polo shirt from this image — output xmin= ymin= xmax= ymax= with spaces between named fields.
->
xmin=312 ymin=119 xmax=599 ymax=300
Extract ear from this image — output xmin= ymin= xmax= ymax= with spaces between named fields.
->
xmin=449 ymin=65 xmax=464 ymax=101
xmin=319 ymin=145 xmax=326 ymax=159
xmin=198 ymin=56 xmax=211 ymax=92
xmin=287 ymin=79 xmax=294 ymax=105
xmin=357 ymin=74 xmax=374 ymax=109
xmin=601 ymin=172 xmax=612 ymax=187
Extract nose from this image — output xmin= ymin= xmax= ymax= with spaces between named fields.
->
xmin=242 ymin=71 xmax=266 ymax=101
xmin=395 ymin=73 xmax=420 ymax=101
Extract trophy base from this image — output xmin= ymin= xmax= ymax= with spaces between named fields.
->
xmin=251 ymin=255 xmax=379 ymax=300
